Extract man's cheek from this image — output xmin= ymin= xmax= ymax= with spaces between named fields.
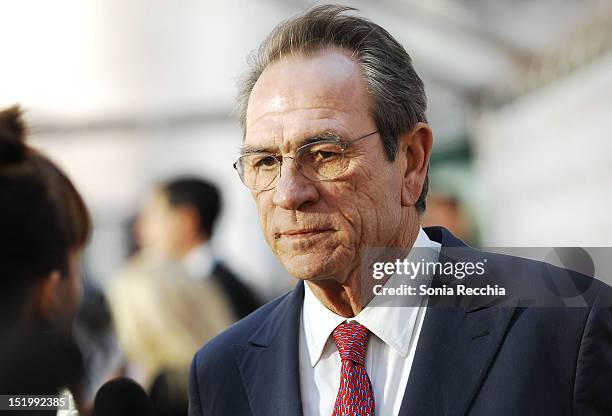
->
xmin=261 ymin=215 xmax=278 ymax=249
xmin=334 ymin=204 xmax=362 ymax=248
xmin=255 ymin=199 xmax=271 ymax=229
xmin=351 ymin=192 xmax=386 ymax=243
xmin=261 ymin=218 xmax=274 ymax=246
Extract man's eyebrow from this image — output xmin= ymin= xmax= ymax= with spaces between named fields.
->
xmin=312 ymin=132 xmax=343 ymax=143
xmin=239 ymin=132 xmax=344 ymax=155
xmin=240 ymin=144 xmax=276 ymax=155
xmin=296 ymin=133 xmax=344 ymax=148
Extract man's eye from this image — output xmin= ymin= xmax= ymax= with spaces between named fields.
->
xmin=317 ymin=151 xmax=336 ymax=159
xmin=313 ymin=149 xmax=341 ymax=161
xmin=254 ymin=155 xmax=277 ymax=167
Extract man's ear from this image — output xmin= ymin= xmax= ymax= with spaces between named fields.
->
xmin=399 ymin=122 xmax=433 ymax=208
xmin=33 ymin=270 xmax=64 ymax=323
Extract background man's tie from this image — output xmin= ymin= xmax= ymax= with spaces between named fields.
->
xmin=332 ymin=321 xmax=375 ymax=416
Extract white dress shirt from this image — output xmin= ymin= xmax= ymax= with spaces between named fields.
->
xmin=183 ymin=242 xmax=216 ymax=281
xmin=299 ymin=228 xmax=441 ymax=416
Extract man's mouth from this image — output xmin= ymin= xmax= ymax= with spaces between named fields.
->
xmin=277 ymin=228 xmax=335 ymax=238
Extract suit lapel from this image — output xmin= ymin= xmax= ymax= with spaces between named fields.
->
xmin=231 ymin=282 xmax=304 ymax=416
xmin=399 ymin=227 xmax=519 ymax=416
xmin=398 ymin=302 xmax=517 ymax=416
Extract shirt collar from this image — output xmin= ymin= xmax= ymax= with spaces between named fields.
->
xmin=302 ymin=281 xmax=346 ymax=367
xmin=301 ymin=227 xmax=441 ymax=366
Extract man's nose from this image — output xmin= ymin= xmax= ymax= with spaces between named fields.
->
xmin=272 ymin=158 xmax=319 ymax=210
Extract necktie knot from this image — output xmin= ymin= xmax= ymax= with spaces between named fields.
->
xmin=332 ymin=321 xmax=370 ymax=366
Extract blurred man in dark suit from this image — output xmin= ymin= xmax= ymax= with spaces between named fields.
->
xmin=189 ymin=5 xmax=612 ymax=416
xmin=138 ymin=177 xmax=260 ymax=320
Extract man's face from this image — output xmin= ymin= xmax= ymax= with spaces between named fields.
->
xmin=137 ymin=189 xmax=185 ymax=259
xmin=245 ymin=49 xmax=406 ymax=283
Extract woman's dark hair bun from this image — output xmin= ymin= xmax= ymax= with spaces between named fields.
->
xmin=0 ymin=105 xmax=27 ymax=165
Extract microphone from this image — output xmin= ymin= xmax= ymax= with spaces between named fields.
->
xmin=93 ymin=377 xmax=154 ymax=416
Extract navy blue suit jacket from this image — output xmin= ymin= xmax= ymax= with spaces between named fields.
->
xmin=189 ymin=227 xmax=612 ymax=415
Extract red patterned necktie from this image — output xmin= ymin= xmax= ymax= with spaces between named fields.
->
xmin=332 ymin=321 xmax=375 ymax=416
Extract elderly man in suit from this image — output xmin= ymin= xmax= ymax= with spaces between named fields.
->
xmin=189 ymin=5 xmax=612 ymax=415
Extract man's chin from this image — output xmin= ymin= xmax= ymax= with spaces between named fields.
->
xmin=280 ymin=254 xmax=343 ymax=282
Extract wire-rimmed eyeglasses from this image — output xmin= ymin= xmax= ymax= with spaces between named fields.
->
xmin=233 ymin=130 xmax=378 ymax=191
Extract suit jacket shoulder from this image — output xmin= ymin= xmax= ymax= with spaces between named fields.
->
xmin=210 ymin=261 xmax=261 ymax=320
xmin=188 ymin=289 xmax=293 ymax=416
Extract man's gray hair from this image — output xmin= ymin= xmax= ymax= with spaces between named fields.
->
xmin=238 ymin=4 xmax=429 ymax=213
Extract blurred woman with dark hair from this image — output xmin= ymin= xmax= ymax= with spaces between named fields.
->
xmin=0 ymin=105 xmax=92 ymax=410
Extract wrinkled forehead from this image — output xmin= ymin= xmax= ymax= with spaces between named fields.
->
xmin=244 ymin=48 xmax=372 ymax=152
